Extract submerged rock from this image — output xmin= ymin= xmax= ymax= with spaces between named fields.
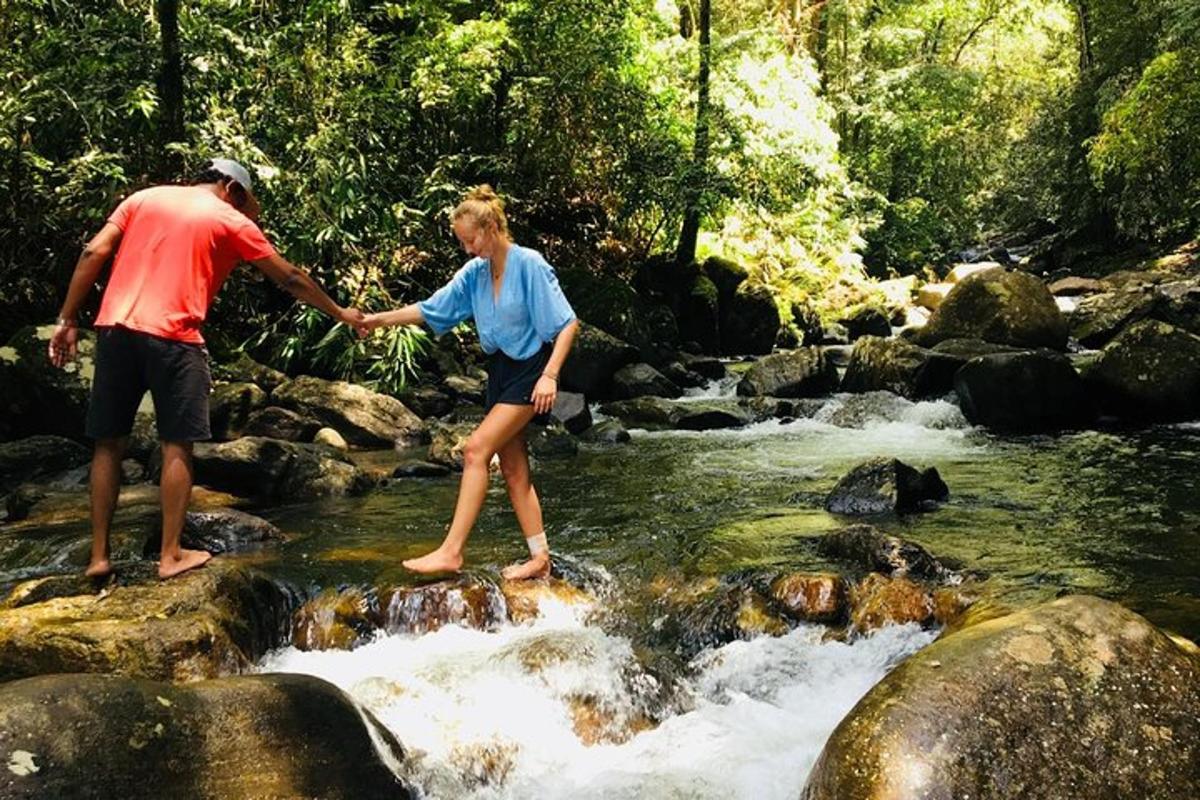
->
xmin=824 ymin=458 xmax=949 ymax=515
xmin=0 ymin=672 xmax=410 ymax=799
xmin=500 ymin=577 xmax=594 ymax=624
xmin=292 ymin=587 xmax=379 ymax=651
xmin=143 ymin=507 xmax=284 ymax=557
xmin=1083 ymin=319 xmax=1200 ymax=423
xmin=736 ymin=348 xmax=839 ymax=398
xmin=954 ymin=350 xmax=1095 ymax=433
xmin=803 ymin=596 xmax=1200 ymax=800
xmin=0 ymin=561 xmax=293 ymax=682
xmin=913 ymin=269 xmax=1068 ymax=350
xmin=817 ymin=524 xmax=950 ymax=580
xmin=379 ymin=578 xmax=507 ymax=635
xmin=272 ymin=375 xmax=425 ymax=448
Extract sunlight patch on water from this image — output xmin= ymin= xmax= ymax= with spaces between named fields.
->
xmin=260 ymin=612 xmax=933 ymax=800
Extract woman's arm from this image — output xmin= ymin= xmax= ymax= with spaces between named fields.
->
xmin=531 ymin=318 xmax=580 ymax=414
xmin=362 ymin=304 xmax=425 ymax=330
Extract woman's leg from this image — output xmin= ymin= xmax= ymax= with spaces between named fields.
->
xmin=497 ymin=433 xmax=551 ymax=580
xmin=402 ymin=403 xmax=536 ymax=574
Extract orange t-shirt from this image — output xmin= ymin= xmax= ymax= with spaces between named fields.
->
xmin=95 ymin=185 xmax=277 ymax=344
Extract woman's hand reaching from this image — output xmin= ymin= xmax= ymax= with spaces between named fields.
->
xmin=531 ymin=374 xmax=558 ymax=415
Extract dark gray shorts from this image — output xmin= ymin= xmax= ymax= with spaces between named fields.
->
xmin=86 ymin=326 xmax=213 ymax=442
xmin=485 ymin=343 xmax=552 ymax=424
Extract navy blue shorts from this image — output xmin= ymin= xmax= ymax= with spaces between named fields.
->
xmin=485 ymin=344 xmax=552 ymax=423
xmin=86 ymin=326 xmax=213 ymax=442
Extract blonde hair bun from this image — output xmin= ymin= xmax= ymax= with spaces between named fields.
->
xmin=453 ymin=184 xmax=508 ymax=235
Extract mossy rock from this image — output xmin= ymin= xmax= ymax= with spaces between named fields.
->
xmin=1083 ymin=319 xmax=1200 ymax=423
xmin=914 ymin=269 xmax=1068 ymax=349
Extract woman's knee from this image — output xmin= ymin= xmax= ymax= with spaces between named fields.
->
xmin=462 ymin=435 xmax=493 ymax=469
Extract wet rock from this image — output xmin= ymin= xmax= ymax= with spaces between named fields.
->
xmin=0 ymin=672 xmax=410 ymax=799
xmin=579 ymin=419 xmax=631 ymax=444
xmin=120 ymin=459 xmax=145 ymax=484
xmin=379 ymin=578 xmax=507 ymax=634
xmin=242 ymin=406 xmax=321 ymax=442
xmin=551 ymin=390 xmax=593 ymax=434
xmin=560 ymin=323 xmax=640 ymax=399
xmin=658 ymin=579 xmax=790 ymax=655
xmin=0 ymin=325 xmax=95 ymax=440
xmin=803 ymin=596 xmax=1200 ymax=800
xmin=427 ymin=421 xmax=477 ymax=470
xmin=658 ymin=360 xmax=708 ymax=389
xmin=598 ymin=397 xmax=750 ymax=430
xmin=0 ymin=561 xmax=293 ymax=682
xmin=720 ymin=283 xmax=780 ymax=355
xmin=736 ymin=347 xmax=839 ymax=398
xmin=0 ymin=435 xmax=90 ymax=492
xmin=848 ymin=572 xmax=935 ymax=632
xmin=399 ymin=385 xmax=456 ymax=419
xmin=1070 ymin=287 xmax=1161 ymax=348
xmin=272 ymin=375 xmax=425 ymax=448
xmin=193 ymin=437 xmax=369 ymax=499
xmin=839 ymin=307 xmax=891 ymax=341
xmin=932 ymin=585 xmax=979 ymax=627
xmin=500 ymin=578 xmax=594 ymax=624
xmin=313 ymin=427 xmax=349 ymax=450
xmin=824 ymin=458 xmax=949 ymax=515
xmin=598 ymin=397 xmax=678 ymax=429
xmin=769 ymin=572 xmax=848 ymax=623
xmin=611 ymin=363 xmax=682 ymax=400
xmin=392 ymin=460 xmax=453 ymax=478
xmin=528 ymin=424 xmax=580 ymax=459
xmin=817 ymin=524 xmax=949 ymax=579
xmin=928 ymin=336 xmax=1024 ymax=362
xmin=913 ymin=269 xmax=1068 ymax=349
xmin=568 ymin=694 xmax=656 ymax=747
xmin=143 ymin=507 xmax=283 ymax=557
xmin=211 ymin=352 xmax=287 ymax=392
xmin=954 ymin=350 xmax=1095 ymax=433
xmin=208 ymin=381 xmax=268 ymax=441
xmin=1083 ymin=319 xmax=1200 ymax=423
xmin=677 ymin=352 xmax=727 ymax=380
xmin=839 ymin=337 xmax=957 ymax=398
xmin=291 ymin=587 xmax=379 ymax=651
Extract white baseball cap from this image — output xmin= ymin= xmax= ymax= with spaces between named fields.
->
xmin=209 ymin=158 xmax=254 ymax=193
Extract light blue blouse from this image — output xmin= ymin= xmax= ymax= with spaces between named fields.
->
xmin=417 ymin=245 xmax=576 ymax=360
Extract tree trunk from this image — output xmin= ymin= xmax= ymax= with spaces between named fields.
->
xmin=1072 ymin=1 xmax=1093 ymax=72
xmin=676 ymin=0 xmax=712 ymax=267
xmin=156 ymin=0 xmax=185 ymax=175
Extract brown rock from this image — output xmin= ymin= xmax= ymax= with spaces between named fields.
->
xmin=769 ymin=573 xmax=847 ymax=623
xmin=849 ymin=573 xmax=934 ymax=632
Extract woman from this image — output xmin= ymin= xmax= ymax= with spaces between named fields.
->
xmin=360 ymin=186 xmax=579 ymax=580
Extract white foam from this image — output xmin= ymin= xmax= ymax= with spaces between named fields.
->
xmin=260 ymin=614 xmax=934 ymax=799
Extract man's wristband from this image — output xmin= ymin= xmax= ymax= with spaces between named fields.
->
xmin=55 ymin=317 xmax=77 ymax=328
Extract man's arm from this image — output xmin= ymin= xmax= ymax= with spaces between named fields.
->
xmin=49 ymin=223 xmax=123 ymax=367
xmin=250 ymin=253 xmax=361 ymax=326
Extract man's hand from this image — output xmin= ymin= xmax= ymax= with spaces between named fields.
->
xmin=48 ymin=323 xmax=78 ymax=368
xmin=338 ymin=306 xmax=365 ymax=327
xmin=531 ymin=375 xmax=558 ymax=415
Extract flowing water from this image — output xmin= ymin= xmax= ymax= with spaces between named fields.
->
xmin=4 ymin=382 xmax=1200 ymax=798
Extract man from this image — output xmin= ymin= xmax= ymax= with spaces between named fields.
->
xmin=48 ymin=158 xmax=362 ymax=579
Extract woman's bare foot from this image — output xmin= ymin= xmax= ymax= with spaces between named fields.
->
xmin=158 ymin=548 xmax=212 ymax=579
xmin=501 ymin=553 xmax=551 ymax=581
xmin=84 ymin=559 xmax=112 ymax=579
xmin=402 ymin=548 xmax=463 ymax=574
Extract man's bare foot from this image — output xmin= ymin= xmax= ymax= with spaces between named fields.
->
xmin=402 ymin=548 xmax=463 ymax=574
xmin=158 ymin=548 xmax=212 ymax=579
xmin=84 ymin=559 xmax=112 ymax=579
xmin=501 ymin=553 xmax=551 ymax=581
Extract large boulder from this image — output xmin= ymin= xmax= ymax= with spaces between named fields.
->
xmin=1083 ymin=319 xmax=1200 ymax=423
xmin=0 ymin=436 xmax=90 ymax=492
xmin=208 ymin=381 xmax=268 ymax=441
xmin=560 ymin=323 xmax=640 ymax=399
xmin=913 ymin=269 xmax=1068 ymax=349
xmin=824 ymin=458 xmax=949 ymax=516
xmin=193 ymin=437 xmax=369 ymax=499
xmin=839 ymin=336 xmax=958 ymax=398
xmin=955 ymin=350 xmax=1096 ymax=433
xmin=702 ymin=255 xmax=750 ymax=300
xmin=0 ymin=672 xmax=410 ymax=799
xmin=1069 ymin=287 xmax=1161 ymax=348
xmin=0 ymin=325 xmax=96 ymax=440
xmin=611 ymin=363 xmax=682 ymax=400
xmin=678 ymin=272 xmax=721 ymax=354
xmin=143 ymin=507 xmax=283 ymax=557
xmin=0 ymin=561 xmax=292 ymax=682
xmin=720 ymin=282 xmax=781 ymax=355
xmin=803 ymin=596 xmax=1200 ymax=800
xmin=211 ymin=351 xmax=287 ymax=392
xmin=271 ymin=376 xmax=424 ymax=448
xmin=736 ymin=348 xmax=839 ymax=398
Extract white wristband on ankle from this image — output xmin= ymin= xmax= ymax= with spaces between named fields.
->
xmin=526 ymin=532 xmax=549 ymax=557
